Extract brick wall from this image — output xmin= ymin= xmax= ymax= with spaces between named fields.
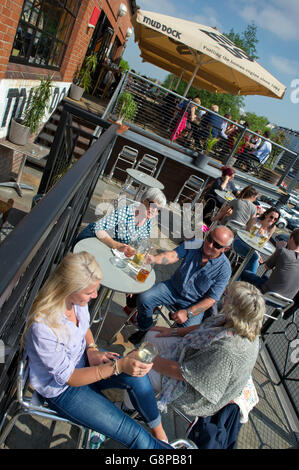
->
xmin=0 ymin=0 xmax=23 ymax=80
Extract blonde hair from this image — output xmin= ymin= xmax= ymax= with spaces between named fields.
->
xmin=22 ymin=252 xmax=102 ymax=344
xmin=222 ymin=281 xmax=265 ymax=341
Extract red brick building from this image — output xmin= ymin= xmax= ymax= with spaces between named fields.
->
xmin=0 ymin=0 xmax=136 ymax=177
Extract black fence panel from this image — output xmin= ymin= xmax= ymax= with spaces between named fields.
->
xmin=0 ymin=116 xmax=117 ymax=417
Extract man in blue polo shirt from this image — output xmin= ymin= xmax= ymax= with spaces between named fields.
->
xmin=129 ymin=226 xmax=233 ymax=345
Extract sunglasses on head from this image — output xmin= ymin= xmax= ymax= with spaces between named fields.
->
xmin=206 ymin=233 xmax=226 ymax=250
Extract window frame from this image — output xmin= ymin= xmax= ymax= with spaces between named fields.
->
xmin=9 ymin=0 xmax=81 ymax=70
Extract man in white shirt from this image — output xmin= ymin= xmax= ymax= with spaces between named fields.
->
xmin=251 ymin=130 xmax=272 ymax=164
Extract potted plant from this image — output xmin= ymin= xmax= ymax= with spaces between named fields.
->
xmin=116 ymin=91 xmax=137 ymax=124
xmin=194 ymin=130 xmax=219 ymax=168
xmin=69 ymin=53 xmax=97 ymax=101
xmin=8 ymin=75 xmax=53 ymax=146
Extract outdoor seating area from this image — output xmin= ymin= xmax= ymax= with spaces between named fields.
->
xmin=0 ymin=102 xmax=298 ymax=449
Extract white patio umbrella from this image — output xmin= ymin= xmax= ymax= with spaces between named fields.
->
xmin=132 ymin=9 xmax=286 ymax=99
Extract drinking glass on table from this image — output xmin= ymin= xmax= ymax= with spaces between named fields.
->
xmin=250 ymin=223 xmax=260 ymax=238
xmin=136 ymin=263 xmax=152 ymax=283
xmin=111 ymin=248 xmax=127 ymax=268
xmin=258 ymin=235 xmax=267 ymax=247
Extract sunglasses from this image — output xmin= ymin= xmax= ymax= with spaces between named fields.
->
xmin=206 ymin=233 xmax=226 ymax=250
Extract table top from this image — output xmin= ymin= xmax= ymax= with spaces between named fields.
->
xmin=73 ymin=238 xmax=156 ymax=293
xmin=126 ymin=168 xmax=165 ymax=190
xmin=0 ymin=139 xmax=49 ymax=160
xmin=236 ymin=230 xmax=275 ymax=256
xmin=214 ymin=189 xmax=236 ymax=202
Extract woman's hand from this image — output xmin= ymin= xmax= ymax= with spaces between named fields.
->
xmin=87 ymin=350 xmax=119 ymax=367
xmin=118 ymin=351 xmax=153 ymax=377
xmin=150 ymin=326 xmax=173 ymax=337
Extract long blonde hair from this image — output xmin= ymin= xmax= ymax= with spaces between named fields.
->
xmin=223 ymin=281 xmax=265 ymax=342
xmin=22 ymin=251 xmax=102 ymax=344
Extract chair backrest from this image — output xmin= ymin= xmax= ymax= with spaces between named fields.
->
xmin=186 ymin=175 xmax=205 ymax=191
xmin=263 ymin=291 xmax=294 ymax=317
xmin=135 ymin=154 xmax=159 ymax=175
xmin=119 ymin=146 xmax=138 ymax=163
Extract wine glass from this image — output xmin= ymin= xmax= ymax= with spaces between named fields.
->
xmin=137 ymin=342 xmax=158 ymax=363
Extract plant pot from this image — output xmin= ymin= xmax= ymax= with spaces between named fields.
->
xmin=8 ymin=118 xmax=30 ymax=146
xmin=69 ymin=83 xmax=84 ymax=101
xmin=194 ymin=152 xmax=211 ymax=169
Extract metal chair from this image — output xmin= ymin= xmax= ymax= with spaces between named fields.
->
xmin=108 ymin=145 xmax=138 ymax=182
xmin=261 ymin=291 xmax=294 ymax=338
xmin=263 ymin=291 xmax=294 ymax=321
xmin=174 ymin=175 xmax=205 ymax=209
xmin=0 ymin=355 xmax=90 ymax=448
xmin=134 ymin=154 xmax=159 ymax=176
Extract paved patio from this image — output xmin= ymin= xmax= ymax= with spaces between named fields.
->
xmin=0 ymin=163 xmax=298 ymax=450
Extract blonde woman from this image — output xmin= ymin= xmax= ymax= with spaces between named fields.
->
xmin=23 ymin=252 xmax=170 ymax=449
xmin=141 ymin=282 xmax=264 ymax=418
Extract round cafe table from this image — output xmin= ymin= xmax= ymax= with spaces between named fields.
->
xmin=229 ymin=229 xmax=275 ymax=285
xmin=73 ymin=238 xmax=155 ymax=342
xmin=214 ymin=189 xmax=236 ymax=204
xmin=125 ymin=168 xmax=165 ymax=200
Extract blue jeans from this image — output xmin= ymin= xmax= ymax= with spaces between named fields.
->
xmin=233 ymin=237 xmax=259 ymax=274
xmin=241 ymin=270 xmax=268 ymax=290
xmin=46 ymin=372 xmax=171 ymax=449
xmin=136 ymin=280 xmax=204 ymax=331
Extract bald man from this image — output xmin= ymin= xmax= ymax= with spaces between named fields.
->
xmin=129 ymin=226 xmax=233 ymax=345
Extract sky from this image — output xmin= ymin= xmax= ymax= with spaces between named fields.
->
xmin=123 ymin=0 xmax=299 ymax=132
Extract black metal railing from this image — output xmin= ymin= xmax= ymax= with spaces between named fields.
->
xmin=107 ymin=71 xmax=298 ymax=191
xmin=0 ymin=121 xmax=117 ymax=417
xmin=38 ymin=99 xmax=113 ymax=194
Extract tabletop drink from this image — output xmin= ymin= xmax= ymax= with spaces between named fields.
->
xmin=250 ymin=224 xmax=259 ymax=238
xmin=137 ymin=342 xmax=158 ymax=363
xmin=225 ymin=190 xmax=233 ymax=201
xmin=136 ymin=265 xmax=151 ymax=282
xmin=258 ymin=235 xmax=267 ymax=247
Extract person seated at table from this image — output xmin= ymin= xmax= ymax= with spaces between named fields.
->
xmin=233 ymin=206 xmax=280 ymax=274
xmin=128 ymin=226 xmax=233 ymax=346
xmin=23 ymin=251 xmax=171 ymax=449
xmin=74 ymin=188 xmax=166 ymax=320
xmin=74 ymin=188 xmax=167 ymax=251
xmin=241 ymin=228 xmax=299 ymax=300
xmin=248 ymin=130 xmax=262 ymax=150
xmin=249 ymin=130 xmax=272 ymax=164
xmin=132 ymin=281 xmax=264 ymax=423
xmin=211 ymin=185 xmax=259 ymax=227
xmin=202 ymin=166 xmax=239 ymax=224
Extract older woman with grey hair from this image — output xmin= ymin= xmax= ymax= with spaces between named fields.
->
xmin=75 ymin=187 xmax=167 ymax=250
xmin=141 ymin=281 xmax=265 ymax=418
xmin=74 ymin=188 xmax=167 ymax=318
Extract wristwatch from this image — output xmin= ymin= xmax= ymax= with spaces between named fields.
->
xmin=86 ymin=342 xmax=98 ymax=350
xmin=186 ymin=309 xmax=194 ymax=319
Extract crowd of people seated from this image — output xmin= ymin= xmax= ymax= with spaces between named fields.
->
xmin=168 ymin=97 xmax=273 ymax=174
xmin=20 ymin=166 xmax=298 ymax=450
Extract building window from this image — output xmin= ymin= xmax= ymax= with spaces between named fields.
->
xmin=10 ymin=0 xmax=81 ymax=69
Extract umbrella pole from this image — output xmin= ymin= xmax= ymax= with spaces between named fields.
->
xmin=174 ymin=70 xmax=185 ymax=91
xmin=183 ymin=63 xmax=200 ymax=97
